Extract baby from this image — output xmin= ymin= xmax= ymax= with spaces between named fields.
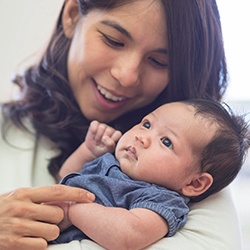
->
xmin=51 ymin=99 xmax=250 ymax=250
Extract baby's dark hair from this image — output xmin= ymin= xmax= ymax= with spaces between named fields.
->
xmin=181 ymin=99 xmax=250 ymax=202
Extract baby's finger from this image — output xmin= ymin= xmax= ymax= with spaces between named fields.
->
xmin=111 ymin=130 xmax=122 ymax=142
xmin=102 ymin=136 xmax=117 ymax=151
xmin=88 ymin=120 xmax=99 ymax=135
xmin=94 ymin=123 xmax=107 ymax=143
xmin=103 ymin=126 xmax=116 ymax=137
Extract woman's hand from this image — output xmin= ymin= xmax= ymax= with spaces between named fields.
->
xmin=0 ymin=185 xmax=95 ymax=250
xmin=51 ymin=201 xmax=73 ymax=232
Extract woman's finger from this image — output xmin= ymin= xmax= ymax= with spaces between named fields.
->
xmin=13 ymin=220 xmax=60 ymax=241
xmin=7 ymin=185 xmax=95 ymax=204
xmin=0 ymin=197 xmax=64 ymax=224
xmin=22 ymin=203 xmax=65 ymax=224
xmin=0 ymin=235 xmax=48 ymax=250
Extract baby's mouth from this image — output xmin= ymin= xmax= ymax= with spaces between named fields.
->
xmin=126 ymin=146 xmax=138 ymax=160
xmin=97 ymin=84 xmax=126 ymax=102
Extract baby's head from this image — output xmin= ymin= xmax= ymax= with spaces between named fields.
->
xmin=181 ymin=99 xmax=250 ymax=201
xmin=115 ymin=99 xmax=250 ymax=202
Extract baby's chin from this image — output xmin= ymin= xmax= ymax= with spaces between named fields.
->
xmin=117 ymin=156 xmax=135 ymax=174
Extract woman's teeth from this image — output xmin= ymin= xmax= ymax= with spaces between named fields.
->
xmin=97 ymin=85 xmax=125 ymax=102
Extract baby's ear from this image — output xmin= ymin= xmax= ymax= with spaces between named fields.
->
xmin=180 ymin=173 xmax=213 ymax=197
xmin=62 ymin=0 xmax=80 ymax=38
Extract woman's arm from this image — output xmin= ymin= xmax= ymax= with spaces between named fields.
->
xmin=68 ymin=203 xmax=168 ymax=250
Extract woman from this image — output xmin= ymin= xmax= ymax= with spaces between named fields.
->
xmin=0 ymin=0 xmax=240 ymax=249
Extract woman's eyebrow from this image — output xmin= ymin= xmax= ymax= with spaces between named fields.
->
xmin=100 ymin=20 xmax=133 ymax=40
xmin=153 ymin=48 xmax=168 ymax=55
xmin=100 ymin=19 xmax=168 ymax=54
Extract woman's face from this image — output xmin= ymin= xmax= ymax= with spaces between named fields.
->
xmin=67 ymin=0 xmax=169 ymax=122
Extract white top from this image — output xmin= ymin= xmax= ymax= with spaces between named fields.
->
xmin=0 ymin=112 xmax=242 ymax=250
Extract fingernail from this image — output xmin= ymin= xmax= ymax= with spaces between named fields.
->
xmin=87 ymin=192 xmax=95 ymax=201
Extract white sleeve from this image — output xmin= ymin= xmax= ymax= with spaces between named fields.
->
xmin=47 ymin=188 xmax=241 ymax=250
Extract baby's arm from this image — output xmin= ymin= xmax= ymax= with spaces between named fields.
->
xmin=59 ymin=121 xmax=122 ymax=179
xmin=68 ymin=203 xmax=168 ymax=250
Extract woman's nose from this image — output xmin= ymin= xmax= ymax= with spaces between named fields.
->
xmin=135 ymin=134 xmax=150 ymax=148
xmin=111 ymin=55 xmax=140 ymax=87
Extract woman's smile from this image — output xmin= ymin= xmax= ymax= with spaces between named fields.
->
xmin=96 ymin=84 xmax=126 ymax=102
xmin=93 ymin=82 xmax=130 ymax=110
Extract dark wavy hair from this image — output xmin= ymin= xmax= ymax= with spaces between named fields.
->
xmin=1 ymin=0 xmax=228 ymax=178
xmin=181 ymin=99 xmax=250 ymax=202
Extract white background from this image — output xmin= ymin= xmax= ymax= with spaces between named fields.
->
xmin=217 ymin=0 xmax=250 ymax=101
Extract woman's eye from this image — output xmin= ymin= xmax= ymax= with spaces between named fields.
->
xmin=162 ymin=138 xmax=173 ymax=149
xmin=142 ymin=121 xmax=150 ymax=129
xmin=101 ymin=32 xmax=124 ymax=47
xmin=149 ymin=57 xmax=168 ymax=68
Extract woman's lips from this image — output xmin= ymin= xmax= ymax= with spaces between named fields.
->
xmin=94 ymin=83 xmax=129 ymax=110
xmin=97 ymin=84 xmax=126 ymax=102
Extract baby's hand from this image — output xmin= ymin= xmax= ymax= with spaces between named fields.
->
xmin=85 ymin=120 xmax=122 ymax=158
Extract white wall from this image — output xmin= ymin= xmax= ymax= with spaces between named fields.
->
xmin=0 ymin=0 xmax=63 ymax=101
xmin=217 ymin=0 xmax=250 ymax=101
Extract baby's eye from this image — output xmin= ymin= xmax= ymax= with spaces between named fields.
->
xmin=142 ymin=121 xmax=150 ymax=129
xmin=162 ymin=138 xmax=173 ymax=149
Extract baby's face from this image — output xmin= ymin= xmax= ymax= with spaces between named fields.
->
xmin=115 ymin=102 xmax=217 ymax=192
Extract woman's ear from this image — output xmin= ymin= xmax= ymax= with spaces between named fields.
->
xmin=62 ymin=0 xmax=80 ymax=38
xmin=180 ymin=173 xmax=213 ymax=197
